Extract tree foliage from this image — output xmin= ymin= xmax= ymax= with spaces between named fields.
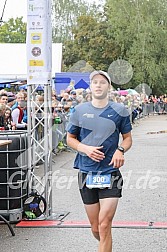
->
xmin=63 ymin=0 xmax=167 ymax=94
xmin=52 ymin=0 xmax=99 ymax=43
xmin=0 ymin=17 xmax=26 ymax=43
xmin=63 ymin=14 xmax=119 ymax=72
xmin=105 ymin=0 xmax=167 ymax=93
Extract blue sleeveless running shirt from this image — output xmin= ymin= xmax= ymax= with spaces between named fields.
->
xmin=67 ymin=101 xmax=132 ymax=174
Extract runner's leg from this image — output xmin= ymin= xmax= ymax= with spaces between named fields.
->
xmin=98 ymin=198 xmax=119 ymax=252
xmin=84 ymin=203 xmax=100 ymax=241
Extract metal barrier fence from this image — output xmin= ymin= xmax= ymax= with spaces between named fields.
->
xmin=141 ymin=102 xmax=167 ymax=116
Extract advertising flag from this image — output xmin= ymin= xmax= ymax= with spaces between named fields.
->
xmin=27 ymin=0 xmax=52 ymax=85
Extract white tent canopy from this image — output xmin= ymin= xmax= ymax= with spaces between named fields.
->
xmin=0 ymin=43 xmax=62 ymax=78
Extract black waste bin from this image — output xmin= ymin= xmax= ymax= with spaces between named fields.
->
xmin=0 ymin=131 xmax=28 ymax=222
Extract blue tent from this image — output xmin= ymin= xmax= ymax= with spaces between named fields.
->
xmin=74 ymin=79 xmax=89 ymax=89
xmin=54 ymin=77 xmax=71 ymax=93
xmin=0 ymin=79 xmax=18 ymax=89
xmin=54 ymin=72 xmax=90 ymax=93
xmin=16 ymin=73 xmax=91 ymax=93
xmin=19 ymin=84 xmax=44 ymax=91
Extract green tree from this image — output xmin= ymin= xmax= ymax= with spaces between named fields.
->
xmin=52 ymin=0 xmax=99 ymax=43
xmin=0 ymin=17 xmax=26 ymax=43
xmin=105 ymin=0 xmax=167 ymax=94
xmin=63 ymin=15 xmax=119 ymax=72
xmin=62 ymin=0 xmax=167 ymax=94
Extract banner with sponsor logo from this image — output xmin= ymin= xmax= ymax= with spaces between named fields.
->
xmin=27 ymin=0 xmax=52 ymax=85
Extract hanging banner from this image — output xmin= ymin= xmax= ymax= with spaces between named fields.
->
xmin=27 ymin=0 xmax=52 ymax=85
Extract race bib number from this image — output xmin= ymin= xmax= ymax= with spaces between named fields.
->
xmin=86 ymin=174 xmax=111 ymax=189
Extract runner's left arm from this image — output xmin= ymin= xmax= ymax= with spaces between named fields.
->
xmin=109 ymin=131 xmax=132 ymax=168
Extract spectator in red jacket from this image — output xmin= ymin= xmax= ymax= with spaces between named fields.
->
xmin=11 ymin=100 xmax=27 ymax=129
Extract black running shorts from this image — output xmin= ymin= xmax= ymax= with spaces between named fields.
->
xmin=78 ymin=170 xmax=123 ymax=205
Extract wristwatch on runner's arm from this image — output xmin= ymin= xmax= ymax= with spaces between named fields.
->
xmin=117 ymin=146 xmax=125 ymax=154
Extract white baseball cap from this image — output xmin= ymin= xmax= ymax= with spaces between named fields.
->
xmin=90 ymin=70 xmax=111 ymax=85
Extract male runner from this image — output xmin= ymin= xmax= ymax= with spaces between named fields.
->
xmin=67 ymin=70 xmax=132 ymax=252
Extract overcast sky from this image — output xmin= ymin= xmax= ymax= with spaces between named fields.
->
xmin=0 ymin=0 xmax=27 ymax=21
xmin=0 ymin=0 xmax=102 ymax=22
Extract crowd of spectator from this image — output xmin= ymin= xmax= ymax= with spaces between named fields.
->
xmin=0 ymin=85 xmax=166 ymax=155
xmin=0 ymin=87 xmax=166 ymax=151
xmin=52 ymin=87 xmax=167 ymax=118
xmin=0 ymin=91 xmax=27 ymax=130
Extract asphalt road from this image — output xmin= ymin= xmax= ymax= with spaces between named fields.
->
xmin=0 ymin=115 xmax=167 ymax=252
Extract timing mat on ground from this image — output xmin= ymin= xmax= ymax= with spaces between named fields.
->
xmin=16 ymin=220 xmax=167 ymax=229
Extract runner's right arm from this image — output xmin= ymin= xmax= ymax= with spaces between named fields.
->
xmin=67 ymin=132 xmax=105 ymax=162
